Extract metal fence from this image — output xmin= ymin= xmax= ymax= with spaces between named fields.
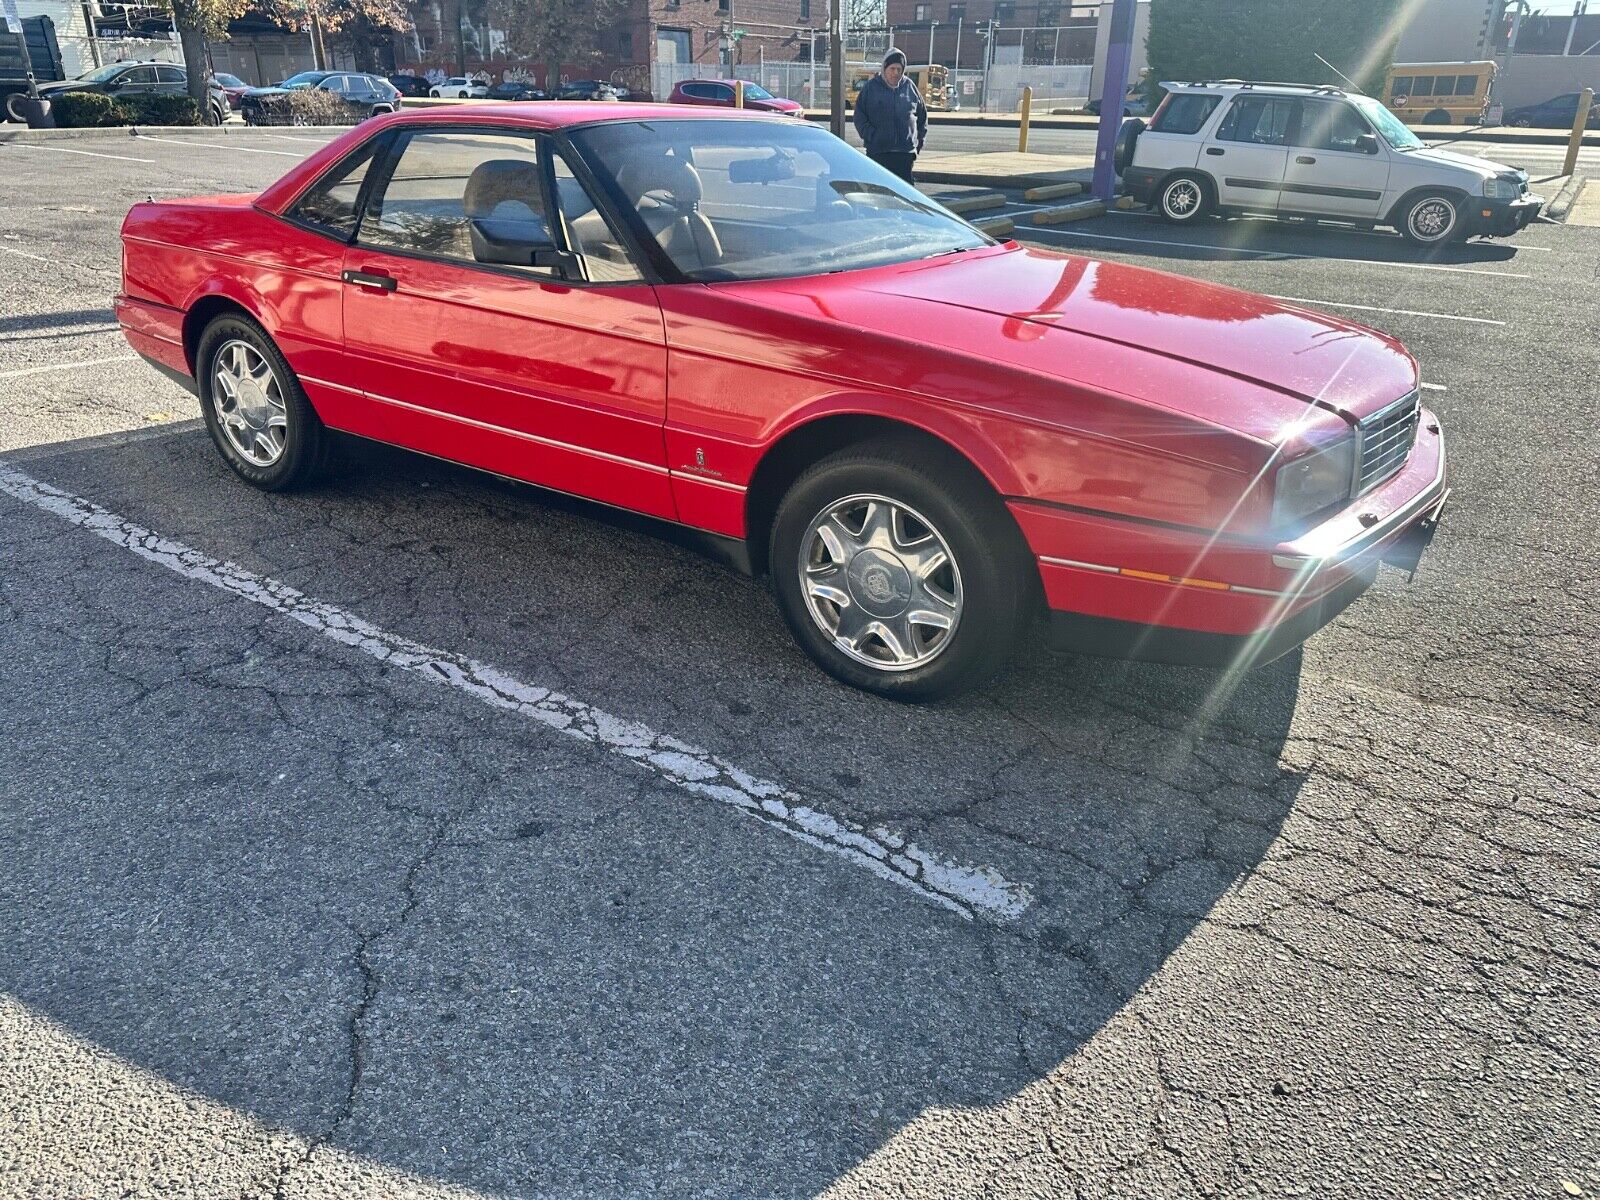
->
xmin=55 ymin=33 xmax=182 ymax=78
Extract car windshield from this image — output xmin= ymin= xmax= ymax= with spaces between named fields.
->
xmin=572 ymin=119 xmax=988 ymax=282
xmin=77 ymin=64 xmax=130 ymax=84
xmin=1351 ymin=95 xmax=1423 ymax=149
xmin=213 ymin=73 xmax=245 ymax=87
xmin=281 ymin=72 xmax=327 ymax=89
xmin=739 ymin=82 xmax=775 ymax=100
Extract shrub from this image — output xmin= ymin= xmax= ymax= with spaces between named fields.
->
xmin=253 ymin=88 xmax=356 ymax=127
xmin=50 ymin=91 xmax=126 ymax=128
xmin=120 ymin=92 xmax=201 ymax=126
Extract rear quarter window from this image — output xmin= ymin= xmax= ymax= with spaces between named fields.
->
xmin=1149 ymin=92 xmax=1221 ymax=135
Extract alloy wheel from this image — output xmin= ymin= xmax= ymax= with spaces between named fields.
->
xmin=212 ymin=338 xmax=288 ymax=467
xmin=1409 ymin=197 xmax=1455 ymax=242
xmin=1163 ymin=179 xmax=1201 ymax=219
xmin=798 ymin=494 xmax=963 ymax=671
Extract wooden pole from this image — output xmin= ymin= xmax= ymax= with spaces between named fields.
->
xmin=1018 ymin=83 xmax=1032 ymax=151
xmin=1564 ymin=87 xmax=1594 ymax=176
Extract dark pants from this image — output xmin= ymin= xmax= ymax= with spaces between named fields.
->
xmin=869 ymin=150 xmax=917 ymax=184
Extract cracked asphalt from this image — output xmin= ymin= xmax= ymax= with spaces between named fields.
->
xmin=0 ymin=129 xmax=1595 ymax=1200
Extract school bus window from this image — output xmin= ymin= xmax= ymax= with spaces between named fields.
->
xmin=1454 ymin=75 xmax=1477 ymax=96
xmin=1390 ymin=76 xmax=1412 ymax=96
xmin=1414 ymin=77 xmax=1435 ymax=96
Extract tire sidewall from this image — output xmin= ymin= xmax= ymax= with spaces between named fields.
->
xmin=196 ymin=315 xmax=322 ymax=491
xmin=1158 ymin=174 xmax=1208 ymax=223
xmin=1402 ymin=192 xmax=1460 ymax=244
xmin=769 ymin=451 xmax=1028 ymax=701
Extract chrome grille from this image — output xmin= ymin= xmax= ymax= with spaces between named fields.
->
xmin=1356 ymin=390 xmax=1420 ymax=495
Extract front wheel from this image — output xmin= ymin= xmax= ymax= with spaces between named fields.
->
xmin=1399 ymin=192 xmax=1462 ymax=245
xmin=769 ymin=440 xmax=1034 ymax=701
xmin=1156 ymin=173 xmax=1211 ymax=224
xmin=197 ymin=314 xmax=332 ymax=491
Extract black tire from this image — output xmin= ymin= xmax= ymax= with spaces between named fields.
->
xmin=196 ymin=314 xmax=332 ymax=491
xmin=1422 ymin=107 xmax=1451 ymax=125
xmin=1113 ymin=116 xmax=1144 ymax=176
xmin=1511 ymin=116 xmax=1532 ymax=127
xmin=1397 ymin=191 xmax=1463 ymax=246
xmin=3 ymin=91 xmax=26 ymax=123
xmin=768 ymin=438 xmax=1034 ymax=701
xmin=1155 ymin=172 xmax=1211 ymax=224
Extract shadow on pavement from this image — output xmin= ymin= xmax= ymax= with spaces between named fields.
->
xmin=0 ymin=425 xmax=1310 ymax=1196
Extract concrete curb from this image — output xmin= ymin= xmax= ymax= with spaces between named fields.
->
xmin=1031 ymin=199 xmax=1107 ymax=224
xmin=1544 ymin=173 xmax=1585 ymax=221
xmin=0 ymin=123 xmax=295 ymax=143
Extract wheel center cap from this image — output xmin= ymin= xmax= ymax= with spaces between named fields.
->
xmin=847 ymin=549 xmax=913 ymax=618
xmin=236 ymin=380 xmax=268 ymax=426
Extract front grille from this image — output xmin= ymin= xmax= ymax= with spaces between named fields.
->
xmin=1356 ymin=390 xmax=1420 ymax=495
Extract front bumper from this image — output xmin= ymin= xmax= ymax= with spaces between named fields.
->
xmin=1466 ymin=193 xmax=1543 ymax=237
xmin=1013 ymin=409 xmax=1448 ymax=668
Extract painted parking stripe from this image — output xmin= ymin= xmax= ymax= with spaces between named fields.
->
xmin=0 ymin=243 xmax=54 ymax=264
xmin=0 ymin=355 xmax=136 ymax=381
xmin=1024 ymin=225 xmax=1534 ymax=278
xmin=134 ymin=134 xmax=301 ymax=157
xmin=0 ymin=463 xmax=1033 ymax=924
xmin=1098 ymin=208 xmax=1555 ymax=248
xmin=1419 ymin=382 xmax=1448 ymax=391
xmin=1265 ymin=295 xmax=1507 ymax=326
xmin=8 ymin=143 xmax=157 ymax=164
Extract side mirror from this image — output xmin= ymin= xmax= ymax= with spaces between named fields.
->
xmin=469 ymin=217 xmax=581 ymax=278
xmin=1357 ymin=132 xmax=1380 ymax=154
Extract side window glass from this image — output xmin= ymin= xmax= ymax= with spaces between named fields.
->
xmin=322 ymin=76 xmax=348 ymax=94
xmin=1412 ymin=76 xmax=1434 ymax=96
xmin=1217 ymin=97 xmax=1294 ymax=145
xmin=553 ymin=152 xmax=644 ymax=283
xmin=1454 ymin=75 xmax=1477 ymax=96
xmin=1301 ymin=102 xmax=1369 ymax=152
xmin=289 ymin=138 xmax=380 ymax=239
xmin=123 ymin=67 xmax=157 ymax=85
xmin=1390 ymin=76 xmax=1412 ymax=97
xmin=359 ymin=130 xmax=557 ymax=273
xmin=1149 ymin=92 xmax=1220 ymax=135
xmin=156 ymin=66 xmax=185 ymax=84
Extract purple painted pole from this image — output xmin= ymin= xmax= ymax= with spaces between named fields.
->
xmin=1091 ymin=0 xmax=1137 ymax=201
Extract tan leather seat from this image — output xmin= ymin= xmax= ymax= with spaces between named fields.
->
xmin=463 ymin=159 xmax=551 ymax=258
xmin=616 ymin=151 xmax=723 ymax=272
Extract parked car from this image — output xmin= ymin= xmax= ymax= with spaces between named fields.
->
xmin=210 ymin=70 xmax=249 ymax=110
xmin=1502 ymin=91 xmax=1600 ymax=129
xmin=552 ymin=79 xmax=620 ymax=101
xmin=1118 ymin=80 xmax=1543 ymax=244
xmin=37 ymin=61 xmax=228 ymax=124
xmin=668 ymin=78 xmax=803 ymax=116
xmin=387 ymin=73 xmax=431 ymax=97
xmin=114 ymin=105 xmax=1448 ymax=699
xmin=485 ymin=79 xmax=548 ymax=102
xmin=240 ymin=71 xmax=399 ymax=125
xmin=430 ymin=76 xmax=487 ymax=99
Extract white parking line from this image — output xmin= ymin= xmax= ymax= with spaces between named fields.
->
xmin=1265 ymin=295 xmax=1507 ymax=326
xmin=1101 ymin=208 xmax=1555 ymax=248
xmin=1419 ymin=382 xmax=1448 ymax=391
xmin=0 ymin=463 xmax=1034 ymax=924
xmin=1025 ymin=225 xmax=1534 ymax=278
xmin=8 ymin=143 xmax=156 ymax=164
xmin=0 ymin=243 xmax=53 ymax=264
xmin=134 ymin=134 xmax=301 ymax=157
xmin=259 ymin=134 xmax=336 ymax=145
xmin=0 ymin=355 xmax=136 ymax=381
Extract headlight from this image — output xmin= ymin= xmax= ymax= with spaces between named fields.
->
xmin=1483 ymin=177 xmax=1520 ymax=200
xmin=1271 ymin=437 xmax=1354 ymax=529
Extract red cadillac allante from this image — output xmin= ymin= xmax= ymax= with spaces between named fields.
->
xmin=115 ymin=104 xmax=1447 ymax=700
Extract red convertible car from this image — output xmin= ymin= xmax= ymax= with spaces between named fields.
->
xmin=115 ymin=105 xmax=1447 ymax=699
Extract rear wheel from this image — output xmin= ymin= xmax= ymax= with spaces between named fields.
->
xmin=769 ymin=439 xmax=1034 ymax=701
xmin=1156 ymin=173 xmax=1211 ymax=224
xmin=197 ymin=314 xmax=332 ymax=491
xmin=1422 ymin=107 xmax=1452 ymax=125
xmin=1398 ymin=192 xmax=1462 ymax=245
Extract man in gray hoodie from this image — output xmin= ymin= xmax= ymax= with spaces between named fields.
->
xmin=851 ymin=48 xmax=928 ymax=184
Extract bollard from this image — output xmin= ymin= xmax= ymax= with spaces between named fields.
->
xmin=734 ymin=80 xmax=745 ymax=109
xmin=1564 ymin=87 xmax=1593 ymax=178
xmin=1018 ymin=85 xmax=1032 ymax=153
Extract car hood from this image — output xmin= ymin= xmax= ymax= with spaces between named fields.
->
xmin=38 ymin=81 xmax=90 ymax=95
xmin=1394 ymin=144 xmax=1512 ymax=179
xmin=849 ymin=245 xmax=1417 ymax=424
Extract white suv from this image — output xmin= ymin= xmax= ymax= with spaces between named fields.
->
xmin=1117 ymin=81 xmax=1543 ymax=244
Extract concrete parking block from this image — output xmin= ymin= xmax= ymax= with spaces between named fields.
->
xmin=1032 ymin=199 xmax=1108 ymax=224
xmin=971 ymin=217 xmax=1016 ymax=237
xmin=1022 ymin=181 xmax=1084 ymax=202
xmin=940 ymin=192 xmax=1008 ymax=214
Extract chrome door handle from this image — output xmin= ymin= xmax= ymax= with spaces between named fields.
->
xmin=1295 ymin=155 xmax=1317 ymax=164
xmin=341 ymin=269 xmax=397 ymax=293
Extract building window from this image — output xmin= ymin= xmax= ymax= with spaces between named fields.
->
xmin=718 ymin=0 xmax=729 ymax=11
xmin=1038 ymin=3 xmax=1059 ymax=23
xmin=800 ymin=0 xmax=810 ymax=18
xmin=995 ymin=1 xmax=1015 ymax=21
xmin=913 ymin=3 xmax=929 ymax=18
xmin=948 ymin=2 xmax=965 ymax=19
xmin=616 ymin=29 xmax=632 ymax=56
xmin=657 ymin=27 xmax=691 ymax=62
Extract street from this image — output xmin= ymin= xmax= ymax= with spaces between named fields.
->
xmin=0 ymin=128 xmax=1596 ymax=1199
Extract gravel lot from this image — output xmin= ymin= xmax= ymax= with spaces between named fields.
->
xmin=0 ymin=128 xmax=1595 ymax=1200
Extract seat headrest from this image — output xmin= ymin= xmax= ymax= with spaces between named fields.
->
xmin=464 ymin=159 xmax=543 ymax=219
xmin=618 ymin=152 xmax=704 ymax=207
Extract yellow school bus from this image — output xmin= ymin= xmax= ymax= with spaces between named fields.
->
xmin=846 ymin=64 xmax=955 ymax=111
xmin=1382 ymin=61 xmax=1497 ymax=125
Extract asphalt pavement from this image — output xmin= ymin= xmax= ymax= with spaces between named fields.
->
xmin=0 ymin=129 xmax=1596 ymax=1200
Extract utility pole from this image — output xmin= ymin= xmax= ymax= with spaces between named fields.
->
xmin=927 ymin=19 xmax=936 ymax=65
xmin=1090 ymin=0 xmax=1135 ymax=200
xmin=829 ymin=0 xmax=845 ymax=136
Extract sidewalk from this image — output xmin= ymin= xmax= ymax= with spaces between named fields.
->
xmin=916 ymin=150 xmax=1093 ymax=189
xmin=1563 ymin=177 xmax=1599 ymax=226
